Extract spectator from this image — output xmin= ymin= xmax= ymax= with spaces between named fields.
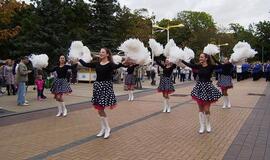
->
xmin=4 ymin=59 xmax=16 ymax=95
xmin=16 ymin=56 xmax=31 ymax=106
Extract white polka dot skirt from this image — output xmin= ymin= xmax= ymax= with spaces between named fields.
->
xmin=158 ymin=76 xmax=175 ymax=94
xmin=91 ymin=81 xmax=117 ymax=109
xmin=217 ymin=74 xmax=233 ymax=89
xmin=125 ymin=74 xmax=136 ymax=85
xmin=50 ymin=78 xmax=72 ymax=94
xmin=191 ymin=81 xmax=222 ymax=102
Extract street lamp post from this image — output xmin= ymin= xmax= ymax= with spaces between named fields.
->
xmin=153 ymin=23 xmax=184 ymax=43
xmin=217 ymin=43 xmax=229 ymax=61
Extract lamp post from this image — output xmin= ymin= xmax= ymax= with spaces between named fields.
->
xmin=217 ymin=43 xmax=229 ymax=61
xmin=153 ymin=23 xmax=184 ymax=43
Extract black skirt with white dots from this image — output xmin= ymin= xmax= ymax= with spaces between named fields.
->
xmin=50 ymin=78 xmax=72 ymax=94
xmin=157 ymin=76 xmax=175 ymax=94
xmin=217 ymin=74 xmax=233 ymax=90
xmin=191 ymin=81 xmax=222 ymax=105
xmin=125 ymin=74 xmax=136 ymax=86
xmin=91 ymin=81 xmax=117 ymax=110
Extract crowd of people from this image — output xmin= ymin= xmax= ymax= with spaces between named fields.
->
xmin=0 ymin=52 xmax=269 ymax=139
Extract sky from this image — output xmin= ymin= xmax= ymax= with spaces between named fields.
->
xmin=118 ymin=0 xmax=269 ymax=28
xmin=22 ymin=0 xmax=269 ymax=28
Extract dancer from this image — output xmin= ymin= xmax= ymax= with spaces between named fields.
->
xmin=79 ymin=48 xmax=128 ymax=139
xmin=48 ymin=55 xmax=77 ymax=117
xmin=155 ymin=56 xmax=176 ymax=113
xmin=214 ymin=57 xmax=234 ymax=109
xmin=181 ymin=53 xmax=222 ymax=133
xmin=124 ymin=63 xmax=139 ymax=101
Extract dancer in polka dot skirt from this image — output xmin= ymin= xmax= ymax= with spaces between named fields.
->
xmin=214 ymin=57 xmax=234 ymax=109
xmin=181 ymin=53 xmax=222 ymax=134
xmin=155 ymin=56 xmax=176 ymax=113
xmin=49 ymin=55 xmax=77 ymax=117
xmin=124 ymin=64 xmax=139 ymax=101
xmin=79 ymin=48 xmax=127 ymax=139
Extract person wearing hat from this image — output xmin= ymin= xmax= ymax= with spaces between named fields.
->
xmin=16 ymin=56 xmax=31 ymax=106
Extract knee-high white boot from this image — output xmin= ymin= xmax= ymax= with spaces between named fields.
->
xmin=96 ymin=117 xmax=106 ymax=137
xmin=130 ymin=91 xmax=134 ymax=101
xmin=103 ymin=117 xmax=111 ymax=139
xmin=56 ymin=101 xmax=62 ymax=117
xmin=163 ymin=98 xmax=168 ymax=112
xmin=222 ymin=96 xmax=228 ymax=109
xmin=61 ymin=102 xmax=67 ymax=117
xmin=205 ymin=114 xmax=211 ymax=133
xmin=227 ymin=96 xmax=231 ymax=108
xmin=198 ymin=112 xmax=205 ymax=134
xmin=166 ymin=99 xmax=171 ymax=113
xmin=128 ymin=92 xmax=131 ymax=101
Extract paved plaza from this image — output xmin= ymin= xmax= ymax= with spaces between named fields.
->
xmin=0 ymin=79 xmax=269 ymax=160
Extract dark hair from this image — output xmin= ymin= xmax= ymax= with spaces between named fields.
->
xmin=101 ymin=48 xmax=113 ymax=62
xmin=201 ymin=53 xmax=213 ymax=65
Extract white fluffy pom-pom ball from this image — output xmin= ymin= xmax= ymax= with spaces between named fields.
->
xmin=113 ymin=55 xmax=123 ymax=65
xmin=168 ymin=46 xmax=185 ymax=64
xmin=230 ymin=41 xmax=257 ymax=63
xmin=203 ymin=44 xmax=220 ymax=55
xmin=68 ymin=41 xmax=84 ymax=61
xmin=164 ymin=39 xmax=177 ymax=57
xmin=81 ymin=46 xmax=92 ymax=63
xmin=29 ymin=54 xmax=49 ymax=69
xmin=148 ymin=39 xmax=163 ymax=57
xmin=183 ymin=47 xmax=195 ymax=62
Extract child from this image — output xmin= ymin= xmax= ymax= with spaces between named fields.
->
xmin=35 ymin=74 xmax=45 ymax=101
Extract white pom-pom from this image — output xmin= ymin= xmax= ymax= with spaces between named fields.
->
xmin=164 ymin=39 xmax=177 ymax=57
xmin=113 ymin=55 xmax=122 ymax=64
xmin=68 ymin=41 xmax=84 ymax=61
xmin=29 ymin=54 xmax=49 ymax=69
xmin=118 ymin=38 xmax=150 ymax=65
xmin=183 ymin=47 xmax=195 ymax=62
xmin=81 ymin=46 xmax=92 ymax=63
xmin=148 ymin=39 xmax=163 ymax=57
xmin=167 ymin=46 xmax=185 ymax=63
xmin=203 ymin=44 xmax=220 ymax=55
xmin=230 ymin=41 xmax=257 ymax=63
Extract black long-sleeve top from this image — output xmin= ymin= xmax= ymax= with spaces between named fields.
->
xmin=48 ymin=64 xmax=77 ymax=79
xmin=79 ymin=59 xmax=123 ymax=81
xmin=155 ymin=59 xmax=176 ymax=78
xmin=212 ymin=57 xmax=234 ymax=76
xmin=125 ymin=64 xmax=139 ymax=74
xmin=182 ymin=60 xmax=218 ymax=82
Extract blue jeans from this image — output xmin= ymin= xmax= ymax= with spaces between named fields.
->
xmin=17 ymin=82 xmax=26 ymax=105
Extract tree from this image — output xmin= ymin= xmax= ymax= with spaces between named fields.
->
xmin=175 ymin=11 xmax=217 ymax=55
xmin=87 ymin=0 xmax=119 ymax=51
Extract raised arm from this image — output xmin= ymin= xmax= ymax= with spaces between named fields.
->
xmin=112 ymin=62 xmax=124 ymax=70
xmin=181 ymin=60 xmax=199 ymax=69
xmin=79 ymin=59 xmax=96 ymax=68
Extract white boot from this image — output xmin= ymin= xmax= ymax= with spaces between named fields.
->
xmin=166 ymin=99 xmax=171 ymax=113
xmin=227 ymin=97 xmax=231 ymax=108
xmin=222 ymin=96 xmax=228 ymax=109
xmin=96 ymin=117 xmax=106 ymax=137
xmin=130 ymin=91 xmax=134 ymax=101
xmin=198 ymin=112 xmax=205 ymax=134
xmin=103 ymin=117 xmax=111 ymax=139
xmin=128 ymin=92 xmax=131 ymax=101
xmin=56 ymin=101 xmax=62 ymax=117
xmin=61 ymin=102 xmax=67 ymax=117
xmin=205 ymin=114 xmax=211 ymax=133
xmin=163 ymin=98 xmax=168 ymax=112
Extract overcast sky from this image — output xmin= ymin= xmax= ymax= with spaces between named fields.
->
xmin=118 ymin=0 xmax=269 ymax=28
xmin=22 ymin=0 xmax=269 ymax=28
